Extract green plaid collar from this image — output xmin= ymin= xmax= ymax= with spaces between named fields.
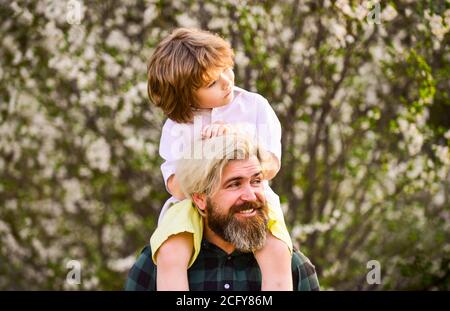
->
xmin=125 ymin=239 xmax=320 ymax=291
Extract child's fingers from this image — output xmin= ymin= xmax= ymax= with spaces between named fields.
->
xmin=203 ymin=124 xmax=233 ymax=139
xmin=215 ymin=125 xmax=233 ymax=137
xmin=217 ymin=126 xmax=226 ymax=136
xmin=211 ymin=124 xmax=220 ymax=137
xmin=202 ymin=126 xmax=212 ymax=139
xmin=205 ymin=126 xmax=212 ymax=138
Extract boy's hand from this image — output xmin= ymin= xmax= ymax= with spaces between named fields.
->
xmin=201 ymin=121 xmax=236 ymax=139
xmin=261 ymin=151 xmax=281 ymax=180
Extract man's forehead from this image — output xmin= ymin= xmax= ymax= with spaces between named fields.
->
xmin=222 ymin=156 xmax=262 ymax=179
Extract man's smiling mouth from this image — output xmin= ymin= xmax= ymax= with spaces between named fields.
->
xmin=236 ymin=208 xmax=257 ymax=217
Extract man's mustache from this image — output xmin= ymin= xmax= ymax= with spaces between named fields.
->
xmin=230 ymin=200 xmax=265 ymax=214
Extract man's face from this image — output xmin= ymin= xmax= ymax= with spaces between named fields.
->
xmin=204 ymin=156 xmax=269 ymax=252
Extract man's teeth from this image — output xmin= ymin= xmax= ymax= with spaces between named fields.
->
xmin=239 ymin=209 xmax=254 ymax=214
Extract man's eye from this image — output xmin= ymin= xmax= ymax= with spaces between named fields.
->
xmin=228 ymin=182 xmax=239 ymax=188
xmin=251 ymin=179 xmax=262 ymax=185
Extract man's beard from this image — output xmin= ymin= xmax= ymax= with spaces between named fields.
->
xmin=206 ymin=198 xmax=269 ymax=253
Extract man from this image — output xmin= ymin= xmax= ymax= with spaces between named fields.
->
xmin=125 ymin=135 xmax=320 ymax=291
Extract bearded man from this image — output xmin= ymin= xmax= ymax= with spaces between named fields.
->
xmin=125 ymin=135 xmax=319 ymax=291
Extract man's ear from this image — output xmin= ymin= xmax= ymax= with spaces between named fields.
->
xmin=192 ymin=193 xmax=207 ymax=213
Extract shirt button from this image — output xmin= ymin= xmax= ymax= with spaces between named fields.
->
xmin=227 ymin=256 xmax=231 ymax=260
xmin=224 ymin=283 xmax=230 ymax=289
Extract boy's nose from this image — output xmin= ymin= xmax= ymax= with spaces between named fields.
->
xmin=220 ymin=73 xmax=233 ymax=90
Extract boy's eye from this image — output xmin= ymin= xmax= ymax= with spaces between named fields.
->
xmin=208 ymin=80 xmax=217 ymax=88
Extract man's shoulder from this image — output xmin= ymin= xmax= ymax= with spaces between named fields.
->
xmin=292 ymin=249 xmax=315 ymax=269
xmin=124 ymin=245 xmax=155 ymax=291
xmin=292 ymin=249 xmax=321 ymax=291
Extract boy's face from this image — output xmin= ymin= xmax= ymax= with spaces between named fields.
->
xmin=195 ymin=67 xmax=235 ymax=109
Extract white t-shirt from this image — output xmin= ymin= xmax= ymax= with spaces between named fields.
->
xmin=157 ymin=86 xmax=282 ymax=222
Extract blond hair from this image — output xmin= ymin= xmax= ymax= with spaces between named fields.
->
xmin=175 ymin=134 xmax=271 ymax=199
xmin=147 ymin=28 xmax=234 ymax=123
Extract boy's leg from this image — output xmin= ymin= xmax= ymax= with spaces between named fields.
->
xmin=156 ymin=232 xmax=193 ymax=291
xmin=254 ymin=231 xmax=293 ymax=291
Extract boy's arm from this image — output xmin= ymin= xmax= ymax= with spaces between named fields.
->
xmin=167 ymin=174 xmax=185 ymax=200
xmin=256 ymin=96 xmax=283 ymax=176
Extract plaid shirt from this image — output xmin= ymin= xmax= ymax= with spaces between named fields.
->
xmin=125 ymin=239 xmax=320 ymax=291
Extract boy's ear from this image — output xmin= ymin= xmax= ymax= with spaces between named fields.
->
xmin=192 ymin=193 xmax=207 ymax=213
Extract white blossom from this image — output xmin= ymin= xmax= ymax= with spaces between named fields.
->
xmin=63 ymin=179 xmax=84 ymax=213
xmin=106 ymin=30 xmax=131 ymax=51
xmin=382 ymin=5 xmax=398 ymax=22
xmin=176 ymin=12 xmax=199 ymax=28
xmin=355 ymin=4 xmax=369 ymax=21
xmin=444 ymin=129 xmax=450 ymax=140
xmin=86 ymin=138 xmax=111 ymax=172
xmin=335 ymin=0 xmax=353 ymax=17
xmin=332 ymin=23 xmax=347 ymax=42
xmin=306 ymin=85 xmax=324 ymax=105
xmin=434 ymin=145 xmax=450 ymax=166
xmin=425 ymin=11 xmax=449 ymax=41
xmin=208 ymin=17 xmax=227 ymax=30
xmin=107 ymin=255 xmax=136 ymax=272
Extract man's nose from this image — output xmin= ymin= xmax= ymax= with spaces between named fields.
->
xmin=240 ymin=184 xmax=257 ymax=202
